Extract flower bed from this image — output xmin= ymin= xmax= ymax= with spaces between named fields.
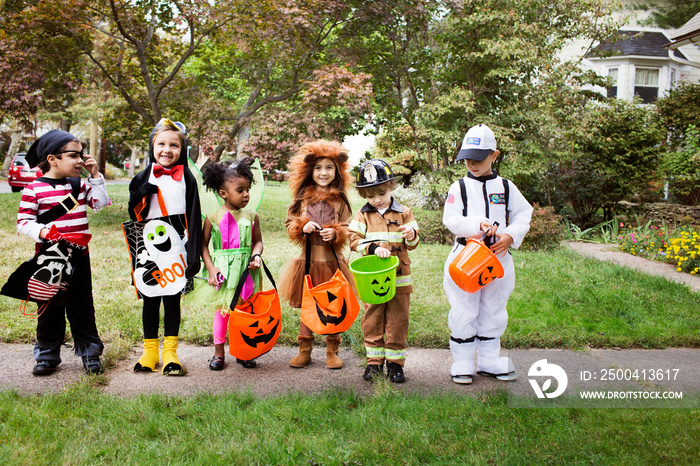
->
xmin=617 ymin=222 xmax=700 ymax=274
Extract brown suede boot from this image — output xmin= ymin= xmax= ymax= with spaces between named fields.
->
xmin=325 ymin=334 xmax=343 ymax=369
xmin=289 ymin=335 xmax=314 ymax=368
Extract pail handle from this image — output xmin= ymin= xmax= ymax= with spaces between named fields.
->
xmin=304 ymin=233 xmax=342 ymax=276
xmin=229 ymin=257 xmax=276 ymax=311
xmin=478 ymin=221 xmax=499 ymax=242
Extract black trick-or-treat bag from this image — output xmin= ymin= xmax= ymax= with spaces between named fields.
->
xmin=1 ymin=225 xmax=91 ymax=316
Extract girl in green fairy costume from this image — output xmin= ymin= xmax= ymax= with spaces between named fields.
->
xmin=191 ymin=158 xmax=263 ymax=370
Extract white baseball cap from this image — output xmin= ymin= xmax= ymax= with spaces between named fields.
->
xmin=457 ymin=124 xmax=497 ymax=161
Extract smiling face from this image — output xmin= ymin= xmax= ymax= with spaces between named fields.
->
xmin=219 ymin=176 xmax=250 ymax=210
xmin=143 ymin=220 xmax=180 ymax=256
xmin=153 ymin=130 xmax=182 ymax=168
xmin=311 ymin=157 xmax=336 ymax=190
xmin=46 ymin=141 xmax=84 ymax=179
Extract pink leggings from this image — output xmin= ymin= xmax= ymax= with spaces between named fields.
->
xmin=213 ymin=310 xmax=229 ymax=345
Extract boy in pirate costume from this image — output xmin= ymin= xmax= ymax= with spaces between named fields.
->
xmin=17 ymin=130 xmax=111 ymax=375
xmin=127 ymin=119 xmax=202 ymax=375
xmin=348 ymin=159 xmax=420 ymax=383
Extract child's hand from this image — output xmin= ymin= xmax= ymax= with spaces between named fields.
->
xmin=82 ymin=154 xmax=101 ymax=178
xmin=303 ymin=221 xmax=321 ymax=234
xmin=375 ymin=246 xmax=392 ymax=258
xmin=399 ymin=225 xmax=416 ymax=241
xmin=207 ymin=267 xmax=222 ymax=286
xmin=490 ymin=233 xmax=513 ymax=257
xmin=249 ymin=254 xmax=261 ymax=269
xmin=319 ymin=228 xmax=336 ymax=242
xmin=480 ymin=221 xmax=497 ymax=237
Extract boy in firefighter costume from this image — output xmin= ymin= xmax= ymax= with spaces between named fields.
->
xmin=127 ymin=119 xmax=202 ymax=375
xmin=348 ymin=159 xmax=420 ymax=383
xmin=443 ymin=124 xmax=532 ymax=384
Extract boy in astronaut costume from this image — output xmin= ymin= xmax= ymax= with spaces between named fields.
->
xmin=442 ymin=124 xmax=532 ymax=384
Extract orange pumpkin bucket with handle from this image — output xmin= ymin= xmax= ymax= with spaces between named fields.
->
xmin=449 ymin=238 xmax=504 ymax=293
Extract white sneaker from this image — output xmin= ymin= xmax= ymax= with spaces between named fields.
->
xmin=452 ymin=374 xmax=473 ymax=384
xmin=477 ymin=370 xmax=517 ymax=382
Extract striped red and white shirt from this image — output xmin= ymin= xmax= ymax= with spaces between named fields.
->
xmin=17 ymin=176 xmax=112 ymax=243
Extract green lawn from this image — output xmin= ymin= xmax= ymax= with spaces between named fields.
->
xmin=0 ymin=387 xmax=698 ymax=465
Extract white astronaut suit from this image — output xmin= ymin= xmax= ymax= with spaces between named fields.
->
xmin=443 ymin=170 xmax=532 ymax=381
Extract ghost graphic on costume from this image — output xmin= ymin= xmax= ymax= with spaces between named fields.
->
xmin=133 ymin=219 xmax=188 ymax=297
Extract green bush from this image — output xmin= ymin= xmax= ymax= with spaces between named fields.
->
xmin=659 ymin=125 xmax=700 ymax=206
xmin=520 ymin=204 xmax=565 ymax=251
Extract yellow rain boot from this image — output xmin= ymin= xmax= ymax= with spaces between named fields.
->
xmin=133 ymin=338 xmax=159 ymax=372
xmin=325 ymin=334 xmax=343 ymax=370
xmin=289 ymin=335 xmax=314 ymax=368
xmin=162 ymin=336 xmax=186 ymax=376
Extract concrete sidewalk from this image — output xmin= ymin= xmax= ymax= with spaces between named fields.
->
xmin=1 ymin=343 xmax=697 ymax=403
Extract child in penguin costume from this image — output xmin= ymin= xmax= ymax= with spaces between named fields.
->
xmin=127 ymin=119 xmax=202 ymax=375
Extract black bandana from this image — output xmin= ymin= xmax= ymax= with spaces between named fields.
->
xmin=25 ymin=129 xmax=78 ymax=168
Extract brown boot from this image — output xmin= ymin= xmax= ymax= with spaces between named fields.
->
xmin=325 ymin=334 xmax=343 ymax=369
xmin=289 ymin=335 xmax=314 ymax=368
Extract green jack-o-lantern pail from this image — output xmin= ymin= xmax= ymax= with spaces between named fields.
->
xmin=349 ymin=255 xmax=399 ymax=304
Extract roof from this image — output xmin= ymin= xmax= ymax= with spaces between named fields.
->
xmin=588 ymin=30 xmax=686 ymax=60
xmin=667 ymin=11 xmax=700 ymax=49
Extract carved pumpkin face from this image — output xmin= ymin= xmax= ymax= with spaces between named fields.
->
xmin=314 ymin=290 xmax=348 ymax=326
xmin=370 ymin=275 xmax=392 ymax=297
xmin=240 ymin=315 xmax=280 ymax=347
xmin=229 ymin=289 xmax=282 ymax=360
xmin=477 ymin=265 xmax=499 ymax=288
xmin=301 ymin=272 xmax=360 ymax=335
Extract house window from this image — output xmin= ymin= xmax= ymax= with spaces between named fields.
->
xmin=634 ymin=68 xmax=659 ymax=104
xmin=607 ymin=68 xmax=618 ymax=98
xmin=670 ymin=69 xmax=678 ymax=89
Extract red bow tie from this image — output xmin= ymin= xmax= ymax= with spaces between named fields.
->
xmin=153 ymin=164 xmax=183 ymax=181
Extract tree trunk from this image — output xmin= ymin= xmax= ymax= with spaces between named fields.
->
xmin=425 ymin=137 xmax=434 ymax=171
xmin=128 ymin=144 xmax=138 ymax=178
xmin=1 ymin=128 xmax=23 ymax=177
xmin=90 ymin=120 xmax=99 ymax=163
xmin=236 ymin=122 xmax=250 ymax=158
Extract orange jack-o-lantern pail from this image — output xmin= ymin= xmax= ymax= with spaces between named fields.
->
xmin=448 ymin=239 xmax=504 ymax=293
xmin=228 ymin=259 xmax=282 ymax=360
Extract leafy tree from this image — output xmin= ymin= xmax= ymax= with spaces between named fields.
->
xmin=0 ymin=0 xmax=91 ymax=174
xmin=342 ymin=0 xmax=438 ymax=172
xmin=80 ymin=0 xmax=238 ymax=126
xmin=175 ymin=0 xmax=366 ymax=159
xmin=548 ymin=99 xmax=664 ymax=227
xmin=239 ymin=65 xmax=374 ymax=171
xmin=344 ymin=0 xmax=619 ymax=176
xmin=637 ymin=0 xmax=700 ymax=28
xmin=655 ymin=82 xmax=700 ymax=148
xmin=660 ymin=125 xmax=700 ymax=205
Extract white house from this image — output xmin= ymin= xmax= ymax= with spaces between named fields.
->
xmin=561 ymin=1 xmax=700 ymax=103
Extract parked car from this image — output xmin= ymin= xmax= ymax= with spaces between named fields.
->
xmin=8 ymin=152 xmax=42 ymax=192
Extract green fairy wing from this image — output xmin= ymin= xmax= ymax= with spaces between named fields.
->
xmin=188 ymin=157 xmax=221 ymax=219
xmin=248 ymin=158 xmax=265 ymax=212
